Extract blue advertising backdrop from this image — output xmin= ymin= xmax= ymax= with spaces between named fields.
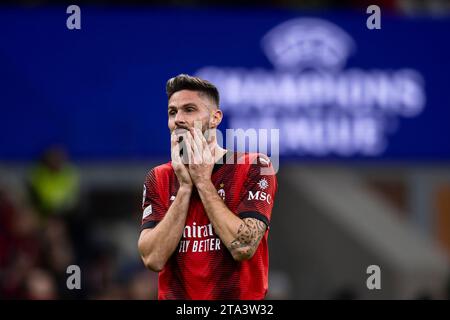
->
xmin=0 ymin=7 xmax=449 ymax=161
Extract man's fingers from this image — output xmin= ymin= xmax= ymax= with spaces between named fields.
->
xmin=184 ymin=134 xmax=196 ymax=165
xmin=171 ymin=142 xmax=181 ymax=164
xmin=171 ymin=132 xmax=178 ymax=148
xmin=192 ymin=128 xmax=203 ymax=150
xmin=194 ymin=127 xmax=211 ymax=154
xmin=193 ymin=128 xmax=214 ymax=164
xmin=171 ymin=132 xmax=178 ymax=152
xmin=190 ymin=128 xmax=203 ymax=156
xmin=192 ymin=128 xmax=215 ymax=164
xmin=173 ymin=128 xmax=215 ymax=166
xmin=207 ymin=131 xmax=216 ymax=148
xmin=187 ymin=131 xmax=202 ymax=165
xmin=171 ymin=132 xmax=189 ymax=165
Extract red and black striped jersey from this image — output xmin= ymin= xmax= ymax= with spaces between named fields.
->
xmin=140 ymin=151 xmax=277 ymax=300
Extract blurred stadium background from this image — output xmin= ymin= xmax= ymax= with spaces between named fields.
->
xmin=1 ymin=0 xmax=450 ymax=299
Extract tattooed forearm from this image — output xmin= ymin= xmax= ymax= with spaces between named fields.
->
xmin=229 ymin=218 xmax=267 ymax=260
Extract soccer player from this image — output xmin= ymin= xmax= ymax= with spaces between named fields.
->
xmin=138 ymin=74 xmax=277 ymax=300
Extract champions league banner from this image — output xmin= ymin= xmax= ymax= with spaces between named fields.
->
xmin=0 ymin=7 xmax=449 ymax=162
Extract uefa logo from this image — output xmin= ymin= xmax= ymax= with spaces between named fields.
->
xmin=261 ymin=18 xmax=356 ymax=72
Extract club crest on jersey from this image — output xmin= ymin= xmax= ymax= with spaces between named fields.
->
xmin=217 ymin=183 xmax=225 ymax=200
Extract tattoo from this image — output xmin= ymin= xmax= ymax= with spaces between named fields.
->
xmin=230 ymin=218 xmax=267 ymax=259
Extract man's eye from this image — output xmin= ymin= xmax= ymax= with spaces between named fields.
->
xmin=169 ymin=110 xmax=176 ymax=115
xmin=186 ymin=108 xmax=195 ymax=112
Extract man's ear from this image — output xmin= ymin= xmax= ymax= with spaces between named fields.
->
xmin=210 ymin=109 xmax=223 ymax=129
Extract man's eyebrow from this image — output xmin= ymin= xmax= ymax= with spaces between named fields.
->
xmin=168 ymin=103 xmax=198 ymax=109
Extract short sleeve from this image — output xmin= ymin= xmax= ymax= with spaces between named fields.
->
xmin=141 ymin=168 xmax=169 ymax=230
xmin=236 ymin=154 xmax=278 ymax=227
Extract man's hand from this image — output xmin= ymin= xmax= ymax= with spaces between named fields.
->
xmin=171 ymin=132 xmax=193 ymax=188
xmin=186 ymin=128 xmax=215 ymax=186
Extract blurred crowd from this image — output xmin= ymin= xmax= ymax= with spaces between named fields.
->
xmin=0 ymin=146 xmax=157 ymax=300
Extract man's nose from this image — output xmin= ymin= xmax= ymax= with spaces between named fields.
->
xmin=175 ymin=112 xmax=187 ymax=127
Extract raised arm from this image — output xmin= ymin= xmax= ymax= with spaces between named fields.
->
xmin=185 ymin=128 xmax=273 ymax=261
xmin=138 ymin=133 xmax=193 ymax=272
xmin=138 ymin=184 xmax=192 ymax=272
xmin=195 ymin=180 xmax=267 ymax=261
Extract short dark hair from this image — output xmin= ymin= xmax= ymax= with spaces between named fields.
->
xmin=166 ymin=74 xmax=220 ymax=107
